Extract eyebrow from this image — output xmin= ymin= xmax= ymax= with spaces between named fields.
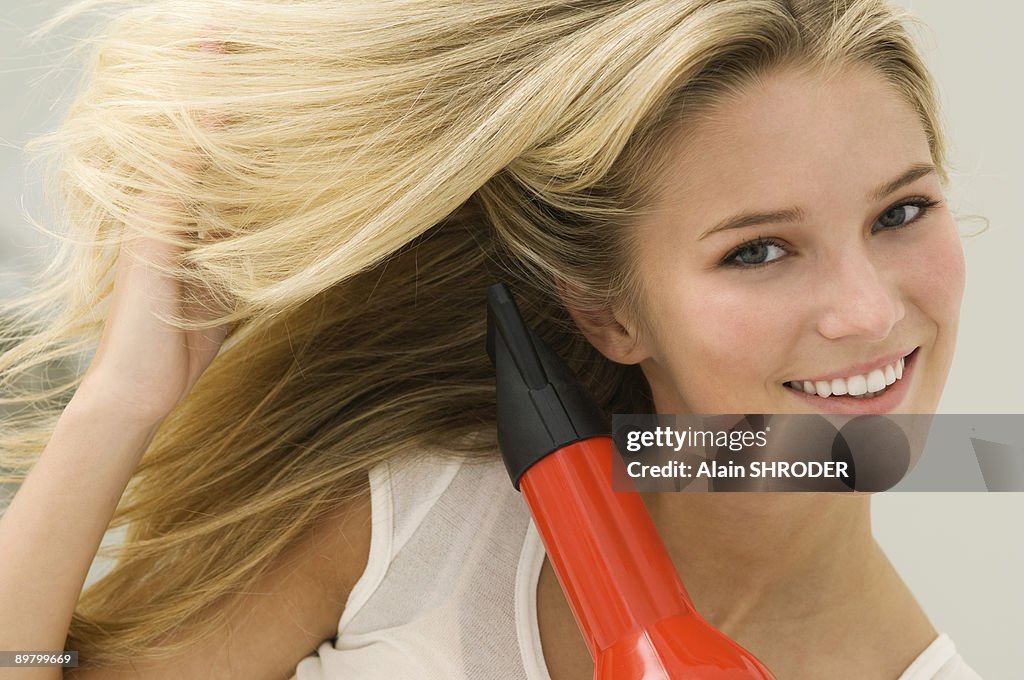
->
xmin=697 ymin=162 xmax=938 ymax=241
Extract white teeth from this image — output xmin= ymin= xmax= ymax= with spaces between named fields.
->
xmin=866 ymin=368 xmax=886 ymax=393
xmin=788 ymin=353 xmax=910 ymax=398
xmin=846 ymin=374 xmax=868 ymax=396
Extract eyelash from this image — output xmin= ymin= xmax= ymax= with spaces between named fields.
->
xmin=720 ymin=196 xmax=942 ymax=270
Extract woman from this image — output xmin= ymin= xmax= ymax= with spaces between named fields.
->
xmin=0 ymin=0 xmax=980 ymax=678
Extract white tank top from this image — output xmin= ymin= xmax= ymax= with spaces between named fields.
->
xmin=293 ymin=450 xmax=982 ymax=680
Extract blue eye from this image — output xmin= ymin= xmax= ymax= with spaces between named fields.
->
xmin=874 ymin=197 xmax=940 ymax=230
xmin=720 ymin=197 xmax=942 ymax=270
xmin=725 ymin=238 xmax=787 ymax=268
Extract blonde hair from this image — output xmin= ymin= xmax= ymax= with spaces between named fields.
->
xmin=0 ymin=0 xmax=949 ymax=667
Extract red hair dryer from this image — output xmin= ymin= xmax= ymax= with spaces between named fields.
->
xmin=485 ymin=282 xmax=775 ymax=679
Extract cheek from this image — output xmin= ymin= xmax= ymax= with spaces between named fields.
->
xmin=898 ymin=217 xmax=966 ymax=318
xmin=662 ymin=280 xmax=792 ymax=384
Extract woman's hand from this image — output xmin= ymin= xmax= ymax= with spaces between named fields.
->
xmin=76 ymin=40 xmax=232 ymax=424
xmin=78 ymin=209 xmax=232 ymax=424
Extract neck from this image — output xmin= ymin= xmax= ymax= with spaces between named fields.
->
xmin=639 ymin=492 xmax=892 ymax=636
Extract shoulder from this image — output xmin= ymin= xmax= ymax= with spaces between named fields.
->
xmin=306 ymin=480 xmax=375 ymax=605
xmin=66 ymin=481 xmax=375 ymax=680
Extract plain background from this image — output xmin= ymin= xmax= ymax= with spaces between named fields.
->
xmin=1 ymin=1 xmax=1021 ymax=676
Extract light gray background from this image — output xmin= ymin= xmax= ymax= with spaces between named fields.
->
xmin=1 ymin=1 xmax=1021 ymax=676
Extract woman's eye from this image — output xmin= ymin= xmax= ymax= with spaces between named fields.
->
xmin=872 ymin=197 xmax=941 ymax=231
xmin=875 ymin=203 xmax=921 ymax=229
xmin=727 ymin=239 xmax=787 ymax=267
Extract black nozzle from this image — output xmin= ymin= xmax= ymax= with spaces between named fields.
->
xmin=486 ymin=282 xmax=610 ymax=490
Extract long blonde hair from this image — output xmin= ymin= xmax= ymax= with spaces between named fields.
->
xmin=0 ymin=0 xmax=948 ymax=666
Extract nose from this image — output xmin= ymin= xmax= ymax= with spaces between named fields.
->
xmin=816 ymin=249 xmax=905 ymax=341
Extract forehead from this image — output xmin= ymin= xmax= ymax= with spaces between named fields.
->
xmin=647 ymin=64 xmax=933 ymax=222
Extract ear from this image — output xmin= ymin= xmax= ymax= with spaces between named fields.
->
xmin=553 ymin=276 xmax=651 ymax=366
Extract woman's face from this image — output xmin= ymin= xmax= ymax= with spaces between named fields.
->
xmin=618 ymin=65 xmax=965 ymax=415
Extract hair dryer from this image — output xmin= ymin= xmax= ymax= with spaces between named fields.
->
xmin=485 ymin=281 xmax=775 ymax=680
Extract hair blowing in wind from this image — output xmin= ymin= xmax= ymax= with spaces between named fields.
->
xmin=0 ymin=0 xmax=947 ymax=666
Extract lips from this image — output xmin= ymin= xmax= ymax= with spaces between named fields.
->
xmin=788 ymin=348 xmax=916 ymax=385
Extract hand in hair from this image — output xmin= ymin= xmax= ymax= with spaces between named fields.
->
xmin=77 ymin=41 xmax=233 ymax=425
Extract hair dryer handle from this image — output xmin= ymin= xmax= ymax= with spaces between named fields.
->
xmin=594 ymin=613 xmax=776 ymax=679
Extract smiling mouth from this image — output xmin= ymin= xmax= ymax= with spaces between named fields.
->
xmin=783 ymin=348 xmax=919 ymax=399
